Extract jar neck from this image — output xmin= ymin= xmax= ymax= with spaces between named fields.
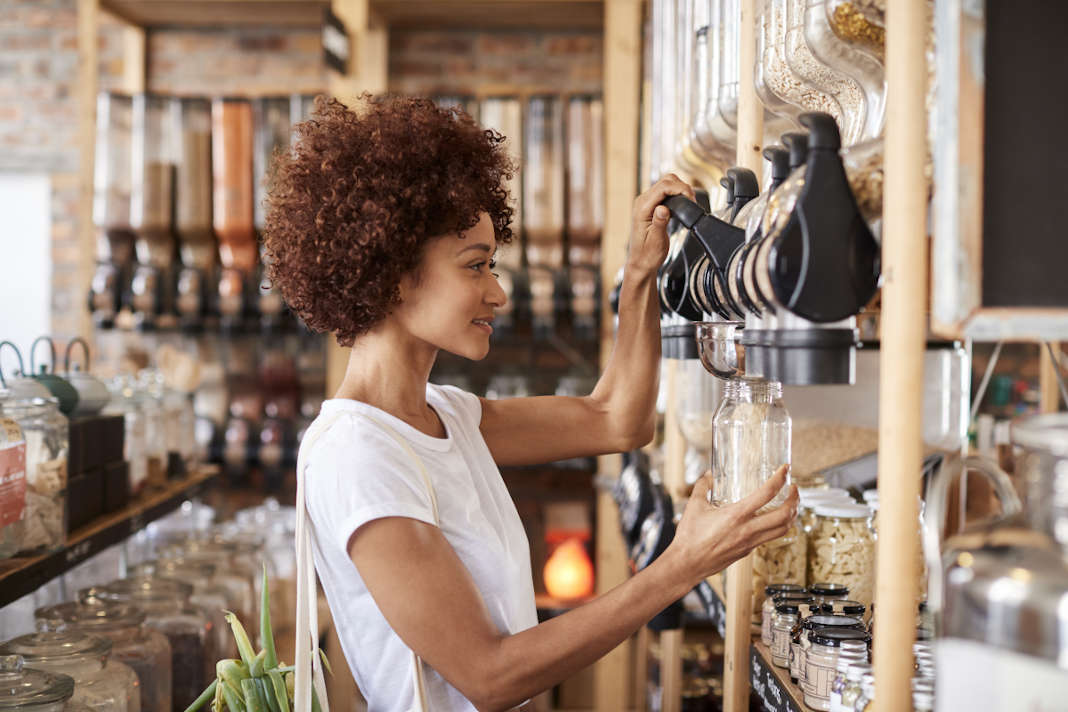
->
xmin=738 ymin=378 xmax=782 ymax=403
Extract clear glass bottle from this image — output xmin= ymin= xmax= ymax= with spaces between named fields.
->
xmin=35 ymin=602 xmax=171 ymax=712
xmin=103 ymin=377 xmax=147 ymax=496
xmin=81 ymin=579 xmax=213 ymax=712
xmin=762 ymin=583 xmax=805 ymax=646
xmin=0 ymin=654 xmax=76 ymax=712
xmin=713 ymin=377 xmax=791 ymax=507
xmin=771 ymin=603 xmax=799 ymax=668
xmin=752 ymin=518 xmax=806 ymax=624
xmin=0 ymin=631 xmax=139 ymax=712
xmin=803 ymin=631 xmax=869 ymax=710
xmin=808 ymin=503 xmax=875 ymax=608
xmin=4 ymin=397 xmax=67 ymax=554
xmin=134 ymin=372 xmax=167 ymax=489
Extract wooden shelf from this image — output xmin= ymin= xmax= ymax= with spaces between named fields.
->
xmin=101 ymin=0 xmax=603 ymax=30
xmin=0 ymin=466 xmax=220 ymax=608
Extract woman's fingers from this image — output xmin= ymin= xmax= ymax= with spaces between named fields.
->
xmin=737 ymin=464 xmax=790 ymax=515
xmin=633 ymin=174 xmax=697 ymax=223
xmin=746 ymin=486 xmax=799 ymax=536
xmin=689 ymin=470 xmax=714 ymax=506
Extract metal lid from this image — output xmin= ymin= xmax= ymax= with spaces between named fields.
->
xmin=808 ymin=627 xmax=871 ymax=647
xmin=764 ymin=583 xmax=805 ymax=597
xmin=0 ymin=631 xmax=110 ymax=663
xmin=81 ymin=576 xmax=193 ymax=604
xmin=772 ymin=593 xmax=815 ymax=604
xmin=809 ymin=582 xmax=849 ymax=596
xmin=774 ymin=602 xmax=801 ymax=615
xmin=34 ymin=601 xmax=146 ymax=631
xmin=812 ymin=502 xmax=871 ymax=519
xmin=0 ymin=656 xmax=75 ymax=708
xmin=802 ymin=614 xmax=862 ymax=630
xmin=834 ymin=600 xmax=866 ymax=615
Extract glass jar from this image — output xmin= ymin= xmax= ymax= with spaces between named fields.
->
xmin=4 ymin=398 xmax=67 ymax=554
xmin=822 ymin=599 xmax=865 ymax=620
xmin=713 ymin=378 xmax=791 ymax=508
xmin=836 ymin=662 xmax=870 ymax=712
xmin=676 ymin=358 xmax=722 ymax=481
xmin=828 ymin=652 xmax=867 ymax=712
xmin=752 ymin=518 xmax=807 ymax=624
xmin=157 ymin=539 xmax=255 ymax=630
xmin=211 ymin=97 xmax=256 ymax=275
xmin=173 ymin=96 xmax=214 ymax=329
xmin=134 ymin=372 xmax=166 ymax=489
xmin=81 ymin=579 xmax=213 ymax=712
xmin=802 ymin=629 xmax=870 ymax=711
xmin=770 ymin=603 xmax=799 ymax=668
xmin=800 ymin=491 xmax=855 ymax=545
xmin=808 ymin=503 xmax=875 ymax=608
xmin=523 ymin=95 xmax=565 ymax=269
xmin=35 ymin=602 xmax=171 ymax=712
xmin=103 ymin=377 xmax=147 ymax=496
xmin=761 ymin=583 xmax=805 ymax=645
xmin=854 ymin=672 xmax=875 ymax=711
xmin=759 ymin=0 xmax=843 ymax=122
xmin=0 ymin=415 xmax=26 ymax=559
xmin=773 ymin=592 xmax=816 ymax=619
xmin=792 ymin=615 xmax=863 ymax=688
xmin=808 ymin=582 xmax=849 ymax=604
xmin=0 ymin=655 xmax=75 ymax=712
xmin=0 ymin=631 xmax=139 ymax=712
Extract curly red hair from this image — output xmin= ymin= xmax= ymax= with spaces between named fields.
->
xmin=262 ymin=94 xmax=515 ymax=346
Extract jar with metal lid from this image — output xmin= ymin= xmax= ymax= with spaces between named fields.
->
xmin=713 ymin=377 xmax=791 ymax=508
xmin=853 ymin=671 xmax=874 ymax=711
xmin=0 ymin=654 xmax=75 ymax=712
xmin=762 ymin=583 xmax=805 ymax=645
xmin=808 ymin=503 xmax=874 ymax=607
xmin=35 ymin=602 xmax=171 ymax=712
xmin=752 ymin=517 xmax=807 ymax=624
xmin=771 ymin=603 xmax=800 ymax=668
xmin=773 ymin=592 xmax=816 ymax=620
xmin=130 ymin=560 xmax=235 ymax=660
xmin=836 ymin=661 xmax=870 ymax=712
xmin=822 ymin=599 xmax=865 ymax=621
xmin=0 ymin=415 xmax=26 ymax=559
xmin=4 ymin=397 xmax=67 ymax=555
xmin=80 ymin=578 xmax=213 ymax=712
xmin=803 ymin=629 xmax=871 ymax=710
xmin=792 ymin=614 xmax=864 ymax=688
xmin=0 ymin=631 xmax=138 ymax=712
xmin=809 ymin=582 xmax=849 ymax=603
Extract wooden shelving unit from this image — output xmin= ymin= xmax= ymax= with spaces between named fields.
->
xmin=0 ymin=466 xmax=219 ymax=608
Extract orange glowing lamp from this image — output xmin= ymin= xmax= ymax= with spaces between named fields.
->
xmin=543 ymin=537 xmax=594 ymax=600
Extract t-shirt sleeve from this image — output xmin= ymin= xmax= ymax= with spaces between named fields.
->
xmin=432 ymin=384 xmax=484 ymax=429
xmin=304 ymin=415 xmax=437 ymax=556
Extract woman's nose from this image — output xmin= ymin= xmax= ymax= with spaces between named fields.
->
xmin=487 ymin=273 xmax=508 ymax=308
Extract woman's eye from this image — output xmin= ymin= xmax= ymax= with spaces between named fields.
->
xmin=468 ymin=261 xmax=486 ymax=272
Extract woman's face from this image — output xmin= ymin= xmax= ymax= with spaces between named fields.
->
xmin=394 ymin=212 xmax=507 ymax=360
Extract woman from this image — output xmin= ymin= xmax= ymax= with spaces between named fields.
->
xmin=264 ymin=95 xmax=797 ymax=712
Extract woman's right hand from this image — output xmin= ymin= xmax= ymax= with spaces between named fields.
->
xmin=667 ymin=464 xmax=798 ymax=585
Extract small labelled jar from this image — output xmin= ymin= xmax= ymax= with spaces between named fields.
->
xmin=853 ymin=671 xmax=875 ymax=711
xmin=35 ymin=602 xmax=171 ymax=712
xmin=773 ymin=593 xmax=817 ymax=620
xmin=808 ymin=582 xmax=849 ymax=605
xmin=0 ymin=654 xmax=76 ymax=712
xmin=823 ymin=599 xmax=866 ymax=622
xmin=793 ymin=614 xmax=864 ymax=689
xmin=836 ymin=661 xmax=870 ymax=712
xmin=762 ymin=583 xmax=805 ymax=646
xmin=80 ymin=578 xmax=213 ymax=712
xmin=770 ymin=602 xmax=800 ymax=668
xmin=752 ymin=518 xmax=807 ymax=624
xmin=802 ymin=629 xmax=871 ymax=711
xmin=807 ymin=503 xmax=875 ymax=608
xmin=828 ymin=652 xmax=867 ymax=712
xmin=5 ymin=397 xmax=68 ymax=555
xmin=0 ymin=631 xmax=139 ymax=712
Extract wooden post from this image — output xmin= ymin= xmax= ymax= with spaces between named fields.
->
xmin=722 ymin=2 xmax=763 ymax=711
xmin=1040 ymin=342 xmax=1063 ymax=413
xmin=593 ymin=2 xmax=643 ymax=711
xmin=325 ymin=0 xmax=390 ymax=398
xmin=873 ymin=0 xmax=928 ymax=709
xmin=120 ymin=21 xmax=146 ymax=94
xmin=76 ymin=0 xmax=100 ymax=342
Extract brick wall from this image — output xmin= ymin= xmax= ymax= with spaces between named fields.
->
xmin=0 ymin=2 xmax=600 ymax=340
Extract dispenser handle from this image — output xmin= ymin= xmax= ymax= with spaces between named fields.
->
xmin=661 ymin=195 xmax=707 ymax=229
xmin=762 ymin=145 xmax=791 ymax=185
xmin=798 ymin=112 xmax=842 ymax=151
xmin=726 ymin=167 xmax=759 ymax=200
xmin=29 ymin=335 xmax=57 ymax=376
xmin=781 ymin=131 xmax=809 ymax=169
xmin=922 ymin=455 xmax=1023 ymax=626
xmin=64 ymin=337 xmax=91 ymax=374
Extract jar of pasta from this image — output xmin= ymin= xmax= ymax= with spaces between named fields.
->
xmin=771 ymin=603 xmax=800 ymax=668
xmin=808 ymin=503 xmax=874 ymax=608
xmin=751 ymin=518 xmax=807 ymax=624
xmin=802 ymin=629 xmax=870 ymax=711
xmin=761 ymin=583 xmax=805 ymax=646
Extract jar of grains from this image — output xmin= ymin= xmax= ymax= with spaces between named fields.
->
xmin=803 ymin=629 xmax=870 ymax=711
xmin=5 ymin=397 xmax=68 ymax=555
xmin=808 ymin=503 xmax=875 ymax=608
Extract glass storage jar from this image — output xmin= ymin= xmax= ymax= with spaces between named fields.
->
xmin=4 ymin=397 xmax=67 ymax=555
xmin=157 ymin=542 xmax=254 ymax=631
xmin=808 ymin=503 xmax=874 ymax=608
xmin=134 ymin=372 xmax=166 ymax=489
xmin=0 ymin=631 xmax=139 ymax=712
xmin=853 ymin=671 xmax=875 ymax=711
xmin=761 ymin=583 xmax=805 ymax=645
xmin=800 ymin=489 xmax=854 ymax=540
xmin=713 ymin=377 xmax=791 ymax=507
xmin=0 ymin=415 xmax=26 ymax=560
xmin=35 ymin=602 xmax=171 ymax=712
xmin=828 ymin=650 xmax=868 ymax=712
xmin=770 ymin=603 xmax=799 ymax=668
xmin=793 ymin=615 xmax=864 ymax=689
xmin=0 ymin=655 xmax=75 ymax=712
xmin=676 ymin=358 xmax=722 ymax=484
xmin=81 ymin=579 xmax=212 ymax=712
xmin=751 ymin=518 xmax=806 ymax=624
xmin=759 ymin=0 xmax=843 ymax=122
xmin=837 ymin=662 xmax=871 ymax=712
xmin=802 ymin=629 xmax=870 ymax=710
xmin=103 ymin=377 xmax=147 ymax=496
xmin=808 ymin=582 xmax=849 ymax=604
xmin=772 ymin=592 xmax=816 ymax=619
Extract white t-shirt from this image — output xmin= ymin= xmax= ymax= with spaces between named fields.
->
xmin=303 ymin=383 xmax=538 ymax=712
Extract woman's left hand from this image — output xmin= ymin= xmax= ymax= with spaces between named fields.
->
xmin=626 ymin=173 xmax=697 ymax=277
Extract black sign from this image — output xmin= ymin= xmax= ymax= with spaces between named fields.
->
xmin=749 ymin=647 xmax=805 ymax=712
xmin=322 ymin=7 xmax=350 ymax=74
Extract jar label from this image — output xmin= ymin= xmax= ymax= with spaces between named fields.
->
xmin=772 ymin=629 xmax=790 ymax=664
xmin=0 ymin=431 xmax=27 ymax=527
xmin=804 ymin=659 xmax=835 ymax=699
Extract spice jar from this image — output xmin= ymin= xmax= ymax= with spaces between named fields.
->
xmin=802 ymin=629 xmax=870 ymax=710
xmin=0 ymin=414 xmax=26 ymax=559
xmin=791 ymin=614 xmax=863 ymax=687
xmin=772 ymin=593 xmax=816 ymax=619
xmin=829 ymin=653 xmax=868 ymax=712
xmin=836 ymin=662 xmax=871 ymax=712
xmin=853 ymin=671 xmax=875 ymax=711
xmin=770 ymin=602 xmax=800 ymax=668
xmin=0 ymin=654 xmax=76 ymax=712
xmin=808 ymin=503 xmax=874 ymax=607
xmin=751 ymin=518 xmax=806 ymax=624
xmin=4 ymin=397 xmax=67 ymax=554
xmin=0 ymin=631 xmax=139 ymax=712
xmin=81 ymin=579 xmax=213 ymax=712
xmin=713 ymin=377 xmax=791 ymax=508
xmin=35 ymin=602 xmax=171 ymax=712
xmin=761 ymin=583 xmax=805 ymax=645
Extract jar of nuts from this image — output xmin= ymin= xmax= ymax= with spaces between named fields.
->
xmin=808 ymin=503 xmax=875 ymax=608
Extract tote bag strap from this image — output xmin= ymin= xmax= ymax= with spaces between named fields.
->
xmin=293 ymin=410 xmax=439 ymax=712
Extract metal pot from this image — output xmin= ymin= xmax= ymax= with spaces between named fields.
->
xmin=0 ymin=340 xmax=52 ymax=402
xmin=29 ymin=336 xmax=79 ymax=416
xmin=62 ymin=337 xmax=109 ymax=416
